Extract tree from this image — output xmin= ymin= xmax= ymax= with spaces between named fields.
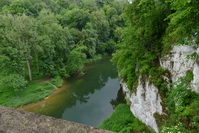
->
xmin=37 ymin=9 xmax=72 ymax=76
xmin=59 ymin=8 xmax=90 ymax=30
xmin=81 ymin=23 xmax=97 ymax=58
xmin=79 ymin=0 xmax=98 ymax=12
xmin=1 ymin=0 xmax=37 ymax=16
xmin=65 ymin=45 xmax=87 ymax=76
xmin=0 ymin=14 xmax=39 ymax=81
xmin=164 ymin=0 xmax=199 ymax=46
xmin=90 ymin=10 xmax=110 ymax=53
xmin=0 ymin=0 xmax=13 ymax=10
xmin=0 ymin=0 xmax=126 ymax=81
xmin=112 ymin=0 xmax=170 ymax=89
xmin=1 ymin=74 xmax=28 ymax=91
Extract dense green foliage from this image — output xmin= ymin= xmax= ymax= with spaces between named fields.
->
xmin=0 ymin=0 xmax=127 ymax=116
xmin=164 ymin=0 xmax=199 ymax=48
xmin=49 ymin=76 xmax=62 ymax=88
xmin=161 ymin=72 xmax=199 ymax=132
xmin=0 ymin=0 xmax=198 ymax=132
xmin=0 ymin=0 xmax=126 ymax=105
xmin=99 ymin=104 xmax=154 ymax=133
xmin=0 ymin=0 xmax=126 ymax=84
xmin=113 ymin=0 xmax=199 ymax=89
xmin=112 ymin=0 xmax=170 ymax=90
xmin=112 ymin=0 xmax=199 ymax=132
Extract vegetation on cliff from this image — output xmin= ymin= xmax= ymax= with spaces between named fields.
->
xmin=112 ymin=0 xmax=199 ymax=132
xmin=0 ymin=0 xmax=198 ymax=132
xmin=99 ymin=104 xmax=154 ymax=133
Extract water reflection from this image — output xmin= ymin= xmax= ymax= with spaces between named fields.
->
xmin=20 ymin=57 xmax=120 ymax=127
xmin=110 ymin=87 xmax=126 ymax=109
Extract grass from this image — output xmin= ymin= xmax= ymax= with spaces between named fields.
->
xmin=99 ymin=104 xmax=154 ymax=133
xmin=0 ymin=77 xmax=62 ymax=108
xmin=49 ymin=76 xmax=62 ymax=88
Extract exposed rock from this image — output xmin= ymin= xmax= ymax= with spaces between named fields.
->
xmin=121 ymin=80 xmax=162 ymax=133
xmin=161 ymin=45 xmax=199 ymax=93
xmin=121 ymin=45 xmax=199 ymax=133
xmin=0 ymin=106 xmax=114 ymax=133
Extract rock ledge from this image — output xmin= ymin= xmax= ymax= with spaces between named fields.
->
xmin=0 ymin=106 xmax=114 ymax=133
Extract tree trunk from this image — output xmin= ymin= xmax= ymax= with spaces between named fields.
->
xmin=26 ymin=55 xmax=32 ymax=81
xmin=36 ymin=52 xmax=39 ymax=73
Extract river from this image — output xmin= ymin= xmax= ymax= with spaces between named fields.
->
xmin=19 ymin=57 xmax=122 ymax=127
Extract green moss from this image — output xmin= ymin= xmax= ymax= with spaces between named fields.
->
xmin=99 ymin=104 xmax=154 ymax=133
xmin=185 ymin=70 xmax=193 ymax=83
xmin=187 ymin=52 xmax=197 ymax=60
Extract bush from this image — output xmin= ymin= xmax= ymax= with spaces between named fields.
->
xmin=161 ymin=123 xmax=192 ymax=133
xmin=65 ymin=46 xmax=87 ymax=76
xmin=164 ymin=72 xmax=199 ymax=132
xmin=99 ymin=104 xmax=153 ymax=133
xmin=50 ymin=76 xmax=62 ymax=88
xmin=1 ymin=74 xmax=28 ymax=91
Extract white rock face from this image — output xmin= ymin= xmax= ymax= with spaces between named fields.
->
xmin=161 ymin=45 xmax=199 ymax=93
xmin=122 ymin=80 xmax=162 ymax=133
xmin=121 ymin=45 xmax=199 ymax=133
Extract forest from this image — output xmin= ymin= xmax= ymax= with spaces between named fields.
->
xmin=0 ymin=0 xmax=126 ymax=107
xmin=0 ymin=0 xmax=126 ymax=83
xmin=0 ymin=0 xmax=199 ymax=132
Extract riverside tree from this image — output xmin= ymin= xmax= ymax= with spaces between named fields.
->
xmin=0 ymin=0 xmax=127 ymax=87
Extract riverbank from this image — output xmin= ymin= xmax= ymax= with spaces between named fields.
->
xmin=0 ymin=76 xmax=62 ymax=108
xmin=0 ymin=55 xmax=104 ymax=108
xmin=17 ymin=57 xmax=119 ymax=128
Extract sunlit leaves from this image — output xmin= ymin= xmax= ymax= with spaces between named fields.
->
xmin=164 ymin=0 xmax=199 ymax=45
xmin=1 ymin=74 xmax=28 ymax=91
xmin=65 ymin=45 xmax=87 ymax=76
xmin=113 ymin=0 xmax=170 ymax=89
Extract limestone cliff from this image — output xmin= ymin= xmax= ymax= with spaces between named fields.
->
xmin=121 ymin=45 xmax=199 ymax=133
xmin=161 ymin=45 xmax=199 ymax=93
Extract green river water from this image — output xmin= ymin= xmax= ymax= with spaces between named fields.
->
xmin=20 ymin=57 xmax=123 ymax=127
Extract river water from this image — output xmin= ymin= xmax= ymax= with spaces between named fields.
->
xmin=19 ymin=57 xmax=121 ymax=127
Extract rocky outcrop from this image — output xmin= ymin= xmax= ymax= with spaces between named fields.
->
xmin=0 ymin=106 xmax=114 ymax=133
xmin=161 ymin=45 xmax=199 ymax=93
xmin=122 ymin=45 xmax=199 ymax=133
xmin=121 ymin=80 xmax=162 ymax=133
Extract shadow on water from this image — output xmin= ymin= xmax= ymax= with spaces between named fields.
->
xmin=110 ymin=87 xmax=126 ymax=109
xmin=20 ymin=57 xmax=122 ymax=127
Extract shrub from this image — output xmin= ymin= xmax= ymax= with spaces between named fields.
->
xmin=99 ymin=104 xmax=153 ymax=132
xmin=1 ymin=74 xmax=28 ymax=91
